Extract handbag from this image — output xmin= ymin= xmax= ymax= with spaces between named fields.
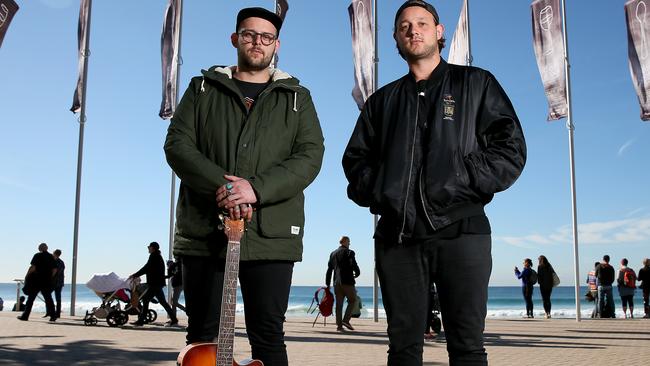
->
xmin=552 ymin=272 xmax=561 ymax=287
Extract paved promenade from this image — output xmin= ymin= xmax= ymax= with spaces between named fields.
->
xmin=1 ymin=312 xmax=648 ymax=365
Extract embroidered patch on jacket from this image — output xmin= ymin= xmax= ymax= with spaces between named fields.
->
xmin=291 ymin=226 xmax=300 ymax=235
xmin=443 ymin=94 xmax=455 ymax=121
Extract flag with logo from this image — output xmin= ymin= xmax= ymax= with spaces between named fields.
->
xmin=625 ymin=0 xmax=650 ymax=121
xmin=0 ymin=0 xmax=19 ymax=49
xmin=159 ymin=0 xmax=182 ymax=120
xmin=276 ymin=0 xmax=289 ymax=21
xmin=531 ymin=0 xmax=567 ymax=120
xmin=71 ymin=0 xmax=92 ymax=114
xmin=448 ymin=0 xmax=469 ymax=66
xmin=349 ymin=0 xmax=374 ymax=110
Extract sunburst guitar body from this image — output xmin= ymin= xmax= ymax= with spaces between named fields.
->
xmin=177 ymin=218 xmax=263 ymax=366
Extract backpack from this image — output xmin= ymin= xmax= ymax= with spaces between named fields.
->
xmin=623 ymin=268 xmax=637 ymax=288
xmin=528 ymin=269 xmax=538 ymax=285
xmin=308 ymin=286 xmax=334 ymax=326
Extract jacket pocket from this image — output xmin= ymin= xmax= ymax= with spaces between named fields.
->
xmin=424 ymin=150 xmax=474 ymax=210
xmin=257 ymin=195 xmax=305 ymax=239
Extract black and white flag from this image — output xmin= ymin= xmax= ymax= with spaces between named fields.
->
xmin=0 ymin=0 xmax=19 ymax=49
xmin=70 ymin=0 xmax=92 ymax=114
xmin=276 ymin=0 xmax=289 ymax=21
xmin=448 ymin=0 xmax=469 ymax=66
xmin=349 ymin=0 xmax=374 ymax=110
xmin=625 ymin=0 xmax=650 ymax=121
xmin=531 ymin=0 xmax=567 ymax=120
xmin=159 ymin=0 xmax=182 ymax=120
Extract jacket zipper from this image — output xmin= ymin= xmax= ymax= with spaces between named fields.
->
xmin=418 ymin=168 xmax=436 ymax=231
xmin=398 ymin=91 xmax=424 ymax=243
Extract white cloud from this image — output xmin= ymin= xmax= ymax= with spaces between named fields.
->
xmin=617 ymin=139 xmax=635 ymax=157
xmin=496 ymin=217 xmax=650 ymax=247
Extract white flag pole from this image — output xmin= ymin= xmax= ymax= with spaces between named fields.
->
xmin=465 ymin=0 xmax=473 ymax=66
xmin=560 ymin=0 xmax=581 ymax=322
xmin=167 ymin=0 xmax=183 ymax=304
xmin=372 ymin=0 xmax=380 ymax=323
xmin=70 ymin=0 xmax=93 ymax=316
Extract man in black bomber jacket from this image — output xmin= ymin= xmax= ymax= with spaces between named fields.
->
xmin=342 ymin=1 xmax=526 ymax=365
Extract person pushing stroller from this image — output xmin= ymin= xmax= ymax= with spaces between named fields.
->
xmin=129 ymin=242 xmax=177 ymax=326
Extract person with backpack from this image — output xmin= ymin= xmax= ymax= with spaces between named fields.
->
xmin=325 ymin=236 xmax=361 ymax=332
xmin=595 ymin=254 xmax=616 ymax=318
xmin=617 ymin=258 xmax=636 ymax=318
xmin=515 ymin=258 xmax=536 ymax=318
xmin=638 ymin=258 xmax=650 ymax=318
xmin=537 ymin=255 xmax=556 ymax=319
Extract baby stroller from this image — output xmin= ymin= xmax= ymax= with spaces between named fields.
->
xmin=83 ymin=273 xmax=157 ymax=326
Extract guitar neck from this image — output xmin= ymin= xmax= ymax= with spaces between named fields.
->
xmin=216 ymin=228 xmax=242 ymax=366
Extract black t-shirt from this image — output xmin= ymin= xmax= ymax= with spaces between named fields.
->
xmin=233 ymin=78 xmax=269 ymax=110
xmin=30 ymin=251 xmax=56 ymax=285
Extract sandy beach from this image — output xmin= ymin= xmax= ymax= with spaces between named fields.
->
xmin=1 ymin=311 xmax=648 ymax=365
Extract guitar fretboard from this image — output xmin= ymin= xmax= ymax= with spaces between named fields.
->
xmin=216 ymin=219 xmax=243 ymax=366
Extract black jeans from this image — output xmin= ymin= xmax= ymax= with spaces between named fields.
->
xmin=182 ymin=256 xmax=293 ymax=366
xmin=138 ymin=285 xmax=175 ymax=323
xmin=539 ymin=286 xmax=552 ymax=314
xmin=54 ymin=285 xmax=63 ymax=317
xmin=376 ymin=233 xmax=491 ymax=366
xmin=522 ymin=286 xmax=534 ymax=316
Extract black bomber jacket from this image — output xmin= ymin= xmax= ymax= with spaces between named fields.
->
xmin=343 ymin=60 xmax=526 ymax=241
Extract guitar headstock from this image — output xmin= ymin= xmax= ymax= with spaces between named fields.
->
xmin=222 ymin=216 xmax=245 ymax=243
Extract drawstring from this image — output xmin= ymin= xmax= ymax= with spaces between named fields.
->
xmin=292 ymin=91 xmax=297 ymax=112
xmin=200 ymin=78 xmax=205 ymax=92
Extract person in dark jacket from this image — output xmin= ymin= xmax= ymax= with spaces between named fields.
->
xmin=325 ymin=236 xmax=361 ymax=332
xmin=164 ymin=7 xmax=324 ymax=365
xmin=12 ymin=296 xmax=26 ymax=312
xmin=639 ymin=258 xmax=650 ymax=318
xmin=537 ymin=255 xmax=556 ymax=319
xmin=595 ymin=254 xmax=616 ymax=318
xmin=52 ymin=249 xmax=65 ymax=320
xmin=515 ymin=259 xmax=535 ymax=318
xmin=166 ymin=258 xmax=185 ymax=325
xmin=18 ymin=243 xmax=57 ymax=321
xmin=129 ymin=242 xmax=176 ymax=326
xmin=342 ymin=1 xmax=525 ymax=365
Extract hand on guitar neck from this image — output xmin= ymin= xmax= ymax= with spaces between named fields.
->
xmin=176 ymin=217 xmax=263 ymax=366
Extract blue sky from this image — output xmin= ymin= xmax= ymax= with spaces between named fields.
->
xmin=1 ymin=0 xmax=649 ymax=288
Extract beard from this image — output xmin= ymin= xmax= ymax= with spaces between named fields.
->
xmin=237 ymin=46 xmax=274 ymax=71
xmin=396 ymin=39 xmax=438 ymax=62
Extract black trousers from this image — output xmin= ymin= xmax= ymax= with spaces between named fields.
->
xmin=138 ymin=285 xmax=175 ymax=323
xmin=54 ymin=285 xmax=63 ymax=317
xmin=539 ymin=286 xmax=552 ymax=314
xmin=376 ymin=233 xmax=491 ymax=366
xmin=182 ymin=256 xmax=293 ymax=366
xmin=21 ymin=287 xmax=55 ymax=320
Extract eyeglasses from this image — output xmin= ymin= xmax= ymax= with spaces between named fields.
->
xmin=238 ymin=29 xmax=277 ymax=46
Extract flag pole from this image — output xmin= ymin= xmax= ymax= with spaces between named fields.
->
xmin=167 ymin=0 xmax=183 ymax=304
xmin=465 ymin=0 xmax=473 ymax=66
xmin=70 ymin=0 xmax=93 ymax=317
xmin=560 ymin=0 xmax=580 ymax=322
xmin=372 ymin=0 xmax=380 ymax=323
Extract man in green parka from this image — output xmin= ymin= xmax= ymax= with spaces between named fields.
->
xmin=164 ymin=7 xmax=324 ymax=366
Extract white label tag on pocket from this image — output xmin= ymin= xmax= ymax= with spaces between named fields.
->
xmin=291 ymin=226 xmax=300 ymax=235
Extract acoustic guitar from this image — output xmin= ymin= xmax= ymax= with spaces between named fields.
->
xmin=177 ymin=217 xmax=263 ymax=366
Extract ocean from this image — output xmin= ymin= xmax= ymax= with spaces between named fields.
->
xmin=0 ymin=283 xmax=642 ymax=319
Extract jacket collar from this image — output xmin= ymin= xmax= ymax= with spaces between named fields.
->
xmin=404 ymin=58 xmax=449 ymax=90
